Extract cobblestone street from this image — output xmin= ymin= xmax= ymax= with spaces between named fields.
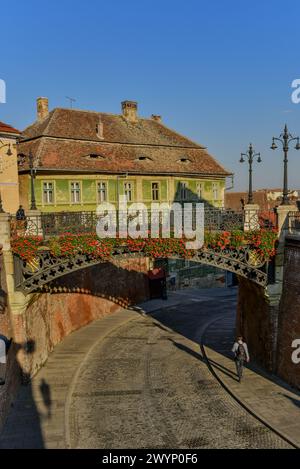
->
xmin=69 ymin=289 xmax=290 ymax=449
xmin=0 ymin=288 xmax=295 ymax=448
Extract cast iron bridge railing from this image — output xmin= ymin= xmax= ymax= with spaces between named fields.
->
xmin=10 ymin=208 xmax=277 ymax=294
xmin=13 ymin=244 xmax=269 ymax=294
xmin=10 ymin=208 xmax=277 ymax=238
xmin=287 ymin=211 xmax=300 ymax=234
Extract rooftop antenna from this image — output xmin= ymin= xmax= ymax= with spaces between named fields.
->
xmin=66 ymin=96 xmax=76 ymax=108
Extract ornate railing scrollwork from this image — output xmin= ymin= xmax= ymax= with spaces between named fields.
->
xmin=10 ymin=208 xmax=278 ymax=238
xmin=13 ymin=244 xmax=268 ymax=294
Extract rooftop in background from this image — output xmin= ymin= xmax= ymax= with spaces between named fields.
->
xmin=225 ymin=189 xmax=300 ymax=211
xmin=0 ymin=120 xmax=20 ymax=136
xmin=17 ymin=98 xmax=232 ymax=177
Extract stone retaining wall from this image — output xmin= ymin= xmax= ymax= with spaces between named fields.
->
xmin=276 ymin=236 xmax=300 ymax=389
xmin=236 ymin=277 xmax=277 ymax=372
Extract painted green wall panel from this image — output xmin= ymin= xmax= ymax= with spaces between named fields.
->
xmin=55 ymin=180 xmax=69 ymax=203
xmin=160 ymin=180 xmax=167 ymax=200
xmin=204 ymin=181 xmax=212 ymax=191
xmin=34 ymin=180 xmax=42 ymax=205
xmin=82 ymin=180 xmax=96 ymax=203
xmin=142 ymin=180 xmax=151 ymax=200
xmin=109 ymin=180 xmax=117 ymax=201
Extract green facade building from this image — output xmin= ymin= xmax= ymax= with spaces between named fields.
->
xmin=18 ymin=99 xmax=231 ymax=213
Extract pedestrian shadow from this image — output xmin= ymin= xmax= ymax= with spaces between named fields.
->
xmin=280 ymin=393 xmax=300 ymax=409
xmin=168 ymin=338 xmax=205 ymax=362
xmin=150 ymin=299 xmax=300 ymax=398
xmin=204 ymin=356 xmax=239 ymax=382
xmin=168 ymin=337 xmax=240 ymax=382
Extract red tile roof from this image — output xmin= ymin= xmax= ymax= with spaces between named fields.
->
xmin=18 ymin=107 xmax=232 ymax=177
xmin=224 ymin=190 xmax=298 ymax=210
xmin=225 ymin=191 xmax=270 ymax=210
xmin=0 ymin=120 xmax=20 ymax=135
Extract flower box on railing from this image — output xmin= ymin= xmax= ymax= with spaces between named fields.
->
xmin=10 ymin=228 xmax=278 ymax=264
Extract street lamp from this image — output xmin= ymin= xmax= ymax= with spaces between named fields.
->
xmin=28 ymin=151 xmax=37 ymax=210
xmin=0 ymin=191 xmax=4 ymax=213
xmin=271 ymin=124 xmax=300 ymax=205
xmin=0 ymin=140 xmax=13 ymax=156
xmin=240 ymin=143 xmax=261 ymax=204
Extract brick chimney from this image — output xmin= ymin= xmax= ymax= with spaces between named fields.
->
xmin=121 ymin=100 xmax=138 ymax=123
xmin=37 ymin=97 xmax=49 ymax=121
xmin=151 ymin=114 xmax=162 ymax=123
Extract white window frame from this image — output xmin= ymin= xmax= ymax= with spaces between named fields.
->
xmin=124 ymin=181 xmax=133 ymax=202
xmin=70 ymin=181 xmax=81 ymax=204
xmin=43 ymin=181 xmax=55 ymax=204
xmin=212 ymin=182 xmax=218 ymax=200
xmin=151 ymin=181 xmax=160 ymax=201
xmin=97 ymin=181 xmax=108 ymax=203
xmin=196 ymin=182 xmax=203 ymax=199
xmin=180 ymin=181 xmax=188 ymax=201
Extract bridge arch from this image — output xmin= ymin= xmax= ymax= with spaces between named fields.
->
xmin=13 ymin=244 xmax=269 ymax=295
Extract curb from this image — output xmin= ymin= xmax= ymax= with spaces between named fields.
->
xmin=199 ymin=316 xmax=299 ymax=449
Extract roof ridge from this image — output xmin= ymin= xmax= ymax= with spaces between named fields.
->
xmin=43 ymin=108 xmax=58 ymax=135
xmin=22 ymin=109 xmax=56 ymax=134
xmin=139 ymin=118 xmax=204 ymax=149
xmin=19 ymin=134 xmax=211 ymax=149
xmin=55 ymin=107 xmax=121 ymax=117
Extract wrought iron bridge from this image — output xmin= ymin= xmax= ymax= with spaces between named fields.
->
xmin=10 ymin=208 xmax=277 ymax=238
xmin=11 ymin=208 xmax=277 ymax=293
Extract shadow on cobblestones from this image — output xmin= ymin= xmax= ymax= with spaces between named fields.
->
xmin=281 ymin=393 xmax=300 ymax=409
xmin=168 ymin=338 xmax=204 ymax=362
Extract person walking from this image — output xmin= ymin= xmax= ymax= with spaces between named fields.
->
xmin=232 ymin=335 xmax=250 ymax=382
xmin=0 ymin=337 xmax=7 ymax=386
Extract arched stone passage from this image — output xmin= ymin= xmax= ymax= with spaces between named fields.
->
xmin=9 ymin=257 xmax=150 ymax=379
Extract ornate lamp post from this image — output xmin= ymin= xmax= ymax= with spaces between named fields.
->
xmin=240 ymin=143 xmax=261 ymax=204
xmin=28 ymin=151 xmax=37 ymax=210
xmin=0 ymin=191 xmax=4 ymax=213
xmin=271 ymin=125 xmax=300 ymax=205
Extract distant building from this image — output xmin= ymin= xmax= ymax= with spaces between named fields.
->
xmin=225 ymin=188 xmax=300 ymax=211
xmin=0 ymin=121 xmax=20 ymax=213
xmin=17 ymin=98 xmax=232 ymax=212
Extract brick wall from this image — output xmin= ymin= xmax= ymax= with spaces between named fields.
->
xmin=276 ymin=237 xmax=300 ymax=389
xmin=236 ymin=277 xmax=278 ymax=372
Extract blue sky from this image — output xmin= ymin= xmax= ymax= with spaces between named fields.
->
xmin=1 ymin=0 xmax=300 ymax=190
